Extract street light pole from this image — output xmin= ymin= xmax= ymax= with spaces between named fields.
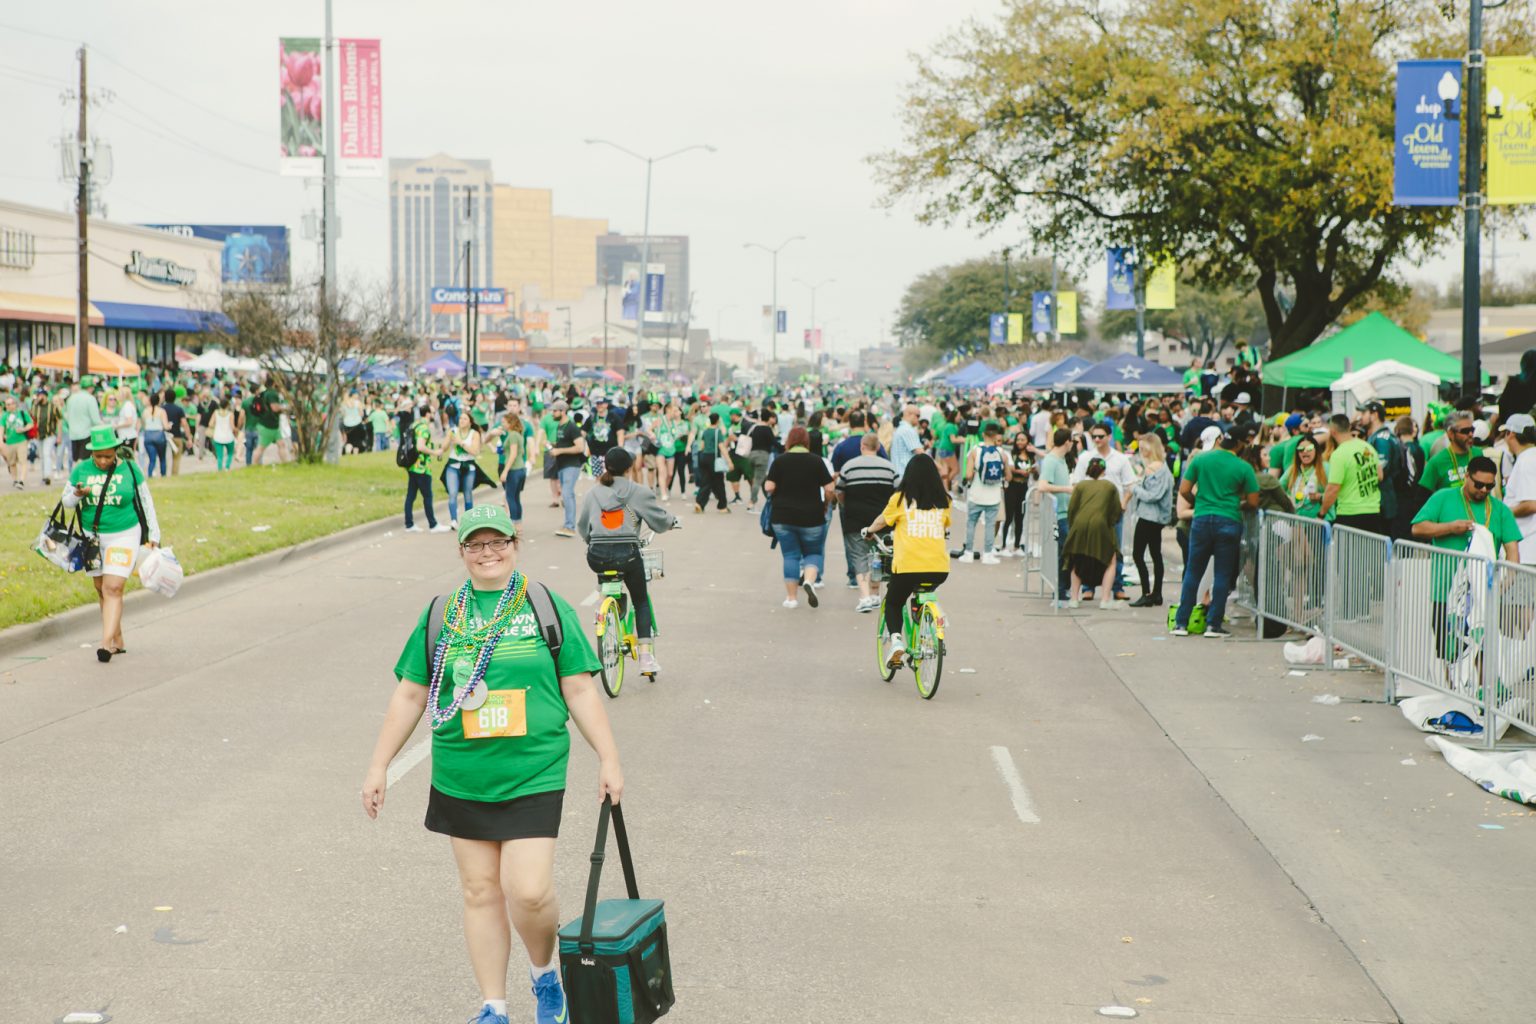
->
xmin=1460 ymin=0 xmax=1486 ymax=400
xmin=556 ymin=305 xmax=572 ymax=375
xmin=584 ymin=140 xmax=716 ymax=386
xmin=794 ymin=277 xmax=835 ymax=360
xmin=744 ymin=236 xmax=805 ymax=372
xmin=713 ymin=305 xmax=737 ymax=389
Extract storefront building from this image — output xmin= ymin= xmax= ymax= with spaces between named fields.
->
xmin=0 ymin=199 xmax=223 ymax=372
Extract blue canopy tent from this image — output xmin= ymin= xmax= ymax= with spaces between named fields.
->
xmin=1070 ymin=353 xmax=1186 ymax=394
xmin=943 ymin=360 xmax=991 ymax=386
xmin=512 ymin=363 xmax=556 ymax=380
xmin=338 ymin=357 xmax=407 ymax=383
xmin=947 ymin=362 xmax=998 ymax=388
xmin=572 ymin=367 xmax=607 ymax=380
xmin=420 ymin=353 xmax=494 ymax=377
xmin=1014 ymin=355 xmax=1094 ymax=390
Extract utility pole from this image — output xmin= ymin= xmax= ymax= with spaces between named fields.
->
xmin=319 ymin=0 xmax=341 ymax=463
xmin=1460 ymin=0 xmax=1486 ymax=400
xmin=462 ymin=192 xmax=477 ymax=382
xmin=1050 ymin=255 xmax=1061 ymax=346
xmin=602 ymin=278 xmax=610 ymax=373
xmin=74 ymin=46 xmax=90 ymax=381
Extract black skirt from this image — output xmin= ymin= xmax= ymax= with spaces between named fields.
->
xmin=424 ymin=787 xmax=565 ymax=841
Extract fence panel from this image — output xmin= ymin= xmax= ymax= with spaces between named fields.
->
xmin=1230 ymin=511 xmax=1261 ymax=615
xmin=1024 ymin=492 xmax=1063 ymax=607
xmin=1257 ymin=512 xmax=1330 ymax=637
xmin=1327 ymin=525 xmax=1393 ymax=670
xmin=1491 ymin=560 xmax=1536 ymax=742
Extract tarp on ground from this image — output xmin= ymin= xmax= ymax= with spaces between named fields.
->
xmin=985 ymin=361 xmax=1040 ymax=394
xmin=1264 ymin=312 xmax=1485 ymax=388
xmin=1013 ymin=355 xmax=1094 ymax=390
xmin=1071 ymin=353 xmax=1187 ymax=394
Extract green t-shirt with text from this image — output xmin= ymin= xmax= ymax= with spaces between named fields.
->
xmin=1420 ymin=445 xmax=1482 ymax=494
xmin=1325 ymin=438 xmax=1381 ymax=516
xmin=70 ymin=458 xmax=144 ymax=535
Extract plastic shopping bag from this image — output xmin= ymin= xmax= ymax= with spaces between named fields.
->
xmin=137 ymin=546 xmax=185 ymax=598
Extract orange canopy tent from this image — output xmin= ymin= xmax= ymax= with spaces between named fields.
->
xmin=30 ymin=342 xmax=141 ymax=377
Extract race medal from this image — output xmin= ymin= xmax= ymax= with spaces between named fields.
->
xmin=456 ymin=679 xmax=488 ymax=711
xmin=461 ymin=689 xmax=528 ymax=739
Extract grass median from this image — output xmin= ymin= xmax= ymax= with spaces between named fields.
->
xmin=0 ymin=451 xmax=501 ymax=632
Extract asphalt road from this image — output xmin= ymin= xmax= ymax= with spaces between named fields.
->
xmin=2 ymin=479 xmax=1532 ymax=1024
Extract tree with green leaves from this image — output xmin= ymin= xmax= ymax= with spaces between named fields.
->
xmin=894 ymin=254 xmax=1071 ymax=355
xmin=1100 ymin=278 xmax=1267 ymax=366
xmin=873 ymin=0 xmax=1530 ymax=361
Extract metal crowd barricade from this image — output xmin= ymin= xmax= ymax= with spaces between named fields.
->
xmin=1253 ymin=511 xmax=1330 ymax=638
xmin=1326 ymin=524 xmax=1394 ymax=673
xmin=1388 ymin=538 xmax=1503 ymax=748
xmin=1022 ymin=491 xmax=1063 ymax=609
xmin=1490 ymin=560 xmax=1536 ymax=743
xmin=1230 ymin=511 xmax=1261 ymax=616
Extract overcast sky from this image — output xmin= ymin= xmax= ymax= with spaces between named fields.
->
xmin=2 ymin=1 xmax=1530 ymax=360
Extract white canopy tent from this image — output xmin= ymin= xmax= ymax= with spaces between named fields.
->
xmin=182 ymin=350 xmax=261 ymax=373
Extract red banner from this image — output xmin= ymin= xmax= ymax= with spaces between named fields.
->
xmin=338 ymin=39 xmax=382 ymax=177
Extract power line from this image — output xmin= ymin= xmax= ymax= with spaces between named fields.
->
xmin=100 ymin=105 xmax=273 ymax=178
xmin=90 ymin=47 xmax=270 ymax=141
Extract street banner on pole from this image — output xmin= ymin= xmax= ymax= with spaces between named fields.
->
xmin=279 ymin=38 xmax=323 ymax=176
xmin=803 ymin=328 xmax=823 ymax=349
xmin=644 ymin=263 xmax=666 ymax=322
xmin=337 ymin=39 xmax=382 ymax=177
xmin=776 ymin=310 xmax=787 ymax=334
xmin=1106 ymin=247 xmax=1136 ymax=310
xmin=620 ymin=263 xmax=640 ymax=321
xmin=1488 ymin=56 xmax=1536 ymax=206
xmin=1057 ymin=291 xmax=1078 ymax=334
xmin=1031 ymin=292 xmax=1054 ymax=334
xmin=1393 ymin=59 xmax=1462 ymax=206
xmin=1146 ymin=262 xmax=1177 ymax=310
xmin=1007 ymin=313 xmax=1024 ymax=345
xmin=989 ymin=314 xmax=1006 ymax=345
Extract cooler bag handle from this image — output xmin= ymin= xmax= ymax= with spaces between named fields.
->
xmin=579 ymin=798 xmax=641 ymax=952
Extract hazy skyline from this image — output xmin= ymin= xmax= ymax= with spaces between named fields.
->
xmin=1 ymin=2 xmax=1528 ymax=364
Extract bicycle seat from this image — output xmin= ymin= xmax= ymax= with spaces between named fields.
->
xmin=596 ymin=569 xmax=624 ymax=579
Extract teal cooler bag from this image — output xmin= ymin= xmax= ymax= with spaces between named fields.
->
xmin=558 ymin=801 xmax=675 ymax=1024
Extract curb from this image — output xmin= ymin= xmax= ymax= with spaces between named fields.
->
xmin=0 ymin=504 xmax=443 ymax=661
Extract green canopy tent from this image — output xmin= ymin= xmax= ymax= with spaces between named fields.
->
xmin=1264 ymin=312 xmax=1486 ymax=389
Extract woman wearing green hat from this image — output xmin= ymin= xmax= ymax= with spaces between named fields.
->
xmin=61 ymin=425 xmax=161 ymax=662
xmin=362 ymin=504 xmax=620 ymax=1024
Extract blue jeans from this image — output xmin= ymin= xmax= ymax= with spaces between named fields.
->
xmin=144 ymin=436 xmax=168 ymax=477
xmin=1176 ymin=515 xmax=1244 ymax=630
xmin=558 ymin=465 xmax=581 ymax=528
xmin=963 ymin=501 xmax=999 ymax=554
xmin=772 ymin=522 xmax=828 ymax=582
xmin=1055 ymin=515 xmax=1070 ymax=599
xmin=244 ymin=430 xmax=258 ymax=466
xmin=503 ymin=467 xmax=527 ymax=521
xmin=444 ymin=461 xmax=475 ymax=522
xmin=404 ymin=472 xmax=437 ymax=529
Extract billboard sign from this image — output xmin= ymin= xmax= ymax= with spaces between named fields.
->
xmin=429 ymin=286 xmax=508 ymax=313
xmin=337 ymin=39 xmax=383 ymax=177
xmin=146 ymin=224 xmax=291 ymax=285
xmin=279 ymin=38 xmax=324 ymax=176
xmin=620 ymin=262 xmax=641 ymax=321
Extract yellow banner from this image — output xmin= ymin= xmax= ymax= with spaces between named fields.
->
xmin=1145 ymin=262 xmax=1176 ymax=309
xmin=1488 ymin=56 xmax=1536 ymax=206
xmin=1007 ymin=313 xmax=1025 ymax=345
xmin=1056 ymin=291 xmax=1078 ymax=335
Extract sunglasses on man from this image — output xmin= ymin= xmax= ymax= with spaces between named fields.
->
xmin=1466 ymin=476 xmax=1496 ymax=493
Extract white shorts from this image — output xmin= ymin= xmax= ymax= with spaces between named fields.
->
xmin=89 ymin=528 xmax=143 ymax=579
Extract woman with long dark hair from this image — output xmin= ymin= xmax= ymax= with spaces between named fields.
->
xmin=864 ymin=452 xmax=951 ymax=667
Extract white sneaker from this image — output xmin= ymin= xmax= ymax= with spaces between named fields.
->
xmin=958 ymin=551 xmax=977 ymax=563
xmin=1099 ymin=598 xmax=1114 ymax=610
xmin=782 ymin=599 xmax=799 ymax=609
xmin=885 ymin=633 xmax=906 ymax=668
xmin=429 ymin=524 xmax=452 ymax=533
xmin=638 ymin=651 xmax=660 ymax=675
xmin=404 ymin=525 xmax=423 ymax=533
xmin=1068 ymin=597 xmax=1081 ymax=609
xmin=981 ymin=553 xmax=1001 ymax=565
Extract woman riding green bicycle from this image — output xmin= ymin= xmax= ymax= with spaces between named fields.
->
xmin=863 ymin=452 xmax=951 ymax=669
xmin=576 ymin=446 xmax=679 ymax=676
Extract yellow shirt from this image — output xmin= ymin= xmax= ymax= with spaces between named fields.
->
xmin=881 ymin=494 xmax=951 ymax=574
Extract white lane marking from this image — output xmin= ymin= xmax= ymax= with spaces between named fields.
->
xmin=580 ymin=589 xmax=600 ymax=607
xmin=388 ymin=738 xmax=431 ymax=787
xmin=989 ymin=745 xmax=1040 ymax=824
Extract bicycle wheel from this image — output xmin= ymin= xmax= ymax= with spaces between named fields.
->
xmin=875 ymin=599 xmax=896 ymax=682
xmin=912 ymin=602 xmax=944 ymax=700
xmin=596 ymin=600 xmax=625 ymax=698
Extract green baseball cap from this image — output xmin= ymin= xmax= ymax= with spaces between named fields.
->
xmin=457 ymin=504 xmax=518 ymax=545
xmin=87 ymin=425 xmax=120 ymax=451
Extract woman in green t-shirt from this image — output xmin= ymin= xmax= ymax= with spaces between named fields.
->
xmin=363 ymin=505 xmax=620 ymax=1024
xmin=61 ymin=425 xmax=162 ymax=663
xmin=2 ymin=393 xmax=33 ymax=487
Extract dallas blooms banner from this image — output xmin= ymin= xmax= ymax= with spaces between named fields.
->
xmin=338 ymin=39 xmax=383 ymax=178
xmin=280 ymin=38 xmax=323 ymax=177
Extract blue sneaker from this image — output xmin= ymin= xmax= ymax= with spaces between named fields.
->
xmin=532 ymin=969 xmax=567 ymax=1024
xmin=468 ymin=1006 xmax=508 ymax=1024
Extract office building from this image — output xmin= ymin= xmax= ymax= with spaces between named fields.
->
xmin=491 ymin=186 xmax=607 ymax=312
xmin=388 ymin=154 xmax=495 ymax=338
xmin=596 ymin=234 xmax=690 ymax=319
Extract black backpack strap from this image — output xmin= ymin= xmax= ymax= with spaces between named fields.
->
xmin=579 ymin=799 xmax=641 ymax=953
xmin=423 ymin=595 xmax=447 ymax=677
xmin=526 ymin=581 xmax=564 ymax=672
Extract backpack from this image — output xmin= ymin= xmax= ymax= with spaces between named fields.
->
xmin=250 ymin=395 xmax=267 ymax=418
xmin=734 ymin=430 xmax=753 ymax=458
xmin=978 ymin=445 xmax=1005 ymax=485
xmin=395 ymin=431 xmax=418 ymax=469
xmin=424 ymin=581 xmax=564 ymax=673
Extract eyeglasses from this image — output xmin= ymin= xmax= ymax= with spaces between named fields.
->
xmin=461 ymin=537 xmax=514 ymax=554
xmin=1467 ymin=478 xmax=1495 ymax=492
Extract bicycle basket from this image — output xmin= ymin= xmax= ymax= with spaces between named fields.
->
xmin=641 ymin=547 xmax=665 ymax=580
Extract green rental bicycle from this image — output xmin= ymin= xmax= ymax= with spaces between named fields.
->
xmin=868 ymin=533 xmax=946 ymax=699
xmin=593 ymin=544 xmax=663 ymax=698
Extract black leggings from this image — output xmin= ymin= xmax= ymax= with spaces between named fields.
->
xmin=1132 ymin=518 xmax=1166 ymax=598
xmin=695 ymin=458 xmax=727 ymax=510
xmin=884 ymin=571 xmax=948 ymax=635
xmin=1001 ymin=482 xmax=1029 ymax=549
xmin=587 ymin=545 xmax=655 ymax=639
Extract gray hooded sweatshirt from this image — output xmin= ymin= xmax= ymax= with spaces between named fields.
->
xmin=576 ymin=477 xmax=678 ymax=546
